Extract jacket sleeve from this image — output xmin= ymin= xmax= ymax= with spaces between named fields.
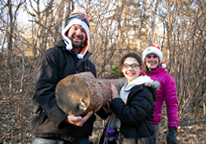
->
xmin=34 ymin=48 xmax=68 ymax=128
xmin=164 ymin=74 xmax=179 ymax=128
xmin=110 ymin=87 xmax=154 ymax=126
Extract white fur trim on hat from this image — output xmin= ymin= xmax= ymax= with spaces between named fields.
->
xmin=62 ymin=18 xmax=89 ymax=59
xmin=142 ymin=46 xmax=163 ymax=63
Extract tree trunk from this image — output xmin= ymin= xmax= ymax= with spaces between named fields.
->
xmin=55 ymin=72 xmax=126 ymax=116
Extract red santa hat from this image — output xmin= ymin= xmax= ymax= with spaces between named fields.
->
xmin=142 ymin=45 xmax=166 ymax=68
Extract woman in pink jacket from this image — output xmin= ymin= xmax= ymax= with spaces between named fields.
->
xmin=142 ymin=45 xmax=179 ymax=144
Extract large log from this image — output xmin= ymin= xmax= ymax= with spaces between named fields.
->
xmin=55 ymin=72 xmax=126 ymax=116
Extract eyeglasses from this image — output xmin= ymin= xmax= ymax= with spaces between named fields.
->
xmin=123 ymin=64 xmax=140 ymax=70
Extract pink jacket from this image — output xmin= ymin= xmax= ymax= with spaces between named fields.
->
xmin=143 ymin=67 xmax=179 ymax=128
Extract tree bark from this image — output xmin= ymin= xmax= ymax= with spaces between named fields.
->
xmin=55 ymin=72 xmax=126 ymax=116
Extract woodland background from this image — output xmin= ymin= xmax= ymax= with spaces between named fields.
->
xmin=0 ymin=0 xmax=205 ymax=143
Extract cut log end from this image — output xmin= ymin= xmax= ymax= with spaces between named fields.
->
xmin=55 ymin=75 xmax=91 ymax=116
xmin=56 ymin=72 xmax=126 ymax=116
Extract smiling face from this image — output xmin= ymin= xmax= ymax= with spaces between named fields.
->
xmin=67 ymin=24 xmax=86 ymax=49
xmin=122 ymin=57 xmax=142 ymax=83
xmin=145 ymin=53 xmax=160 ymax=71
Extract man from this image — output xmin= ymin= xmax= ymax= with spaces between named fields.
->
xmin=31 ymin=5 xmax=109 ymax=144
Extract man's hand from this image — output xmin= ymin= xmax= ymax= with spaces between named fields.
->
xmin=167 ymin=127 xmax=177 ymax=144
xmin=103 ymin=99 xmax=112 ymax=114
xmin=65 ymin=111 xmax=93 ymax=127
xmin=111 ymin=83 xmax=119 ymax=99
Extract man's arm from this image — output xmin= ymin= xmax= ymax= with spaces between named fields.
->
xmin=34 ymin=48 xmax=68 ymax=128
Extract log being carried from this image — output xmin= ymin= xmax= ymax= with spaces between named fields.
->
xmin=55 ymin=72 xmax=126 ymax=116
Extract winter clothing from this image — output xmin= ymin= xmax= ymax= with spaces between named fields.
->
xmin=32 ymin=5 xmax=109 ymax=143
xmin=142 ymin=45 xmax=166 ymax=68
xmin=100 ymin=76 xmax=159 ymax=144
xmin=32 ymin=137 xmax=89 ymax=144
xmin=31 ymin=40 xmax=108 ymax=142
xmin=142 ymin=45 xmax=179 ymax=144
xmin=62 ymin=5 xmax=89 ymax=59
xmin=147 ymin=67 xmax=179 ymax=128
xmin=167 ymin=127 xmax=177 ymax=144
xmin=151 ymin=124 xmax=159 ymax=143
xmin=118 ymin=133 xmax=154 ymax=144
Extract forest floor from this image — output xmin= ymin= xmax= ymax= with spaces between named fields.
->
xmin=90 ymin=107 xmax=206 ymax=144
xmin=0 ymin=93 xmax=205 ymax=144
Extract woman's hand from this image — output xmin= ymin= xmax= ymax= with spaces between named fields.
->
xmin=64 ymin=111 xmax=93 ymax=127
xmin=111 ymin=83 xmax=119 ymax=99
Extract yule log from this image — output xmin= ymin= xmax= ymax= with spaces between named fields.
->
xmin=55 ymin=72 xmax=126 ymax=116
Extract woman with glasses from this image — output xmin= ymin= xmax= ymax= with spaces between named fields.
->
xmin=142 ymin=45 xmax=179 ymax=144
xmin=100 ymin=53 xmax=159 ymax=144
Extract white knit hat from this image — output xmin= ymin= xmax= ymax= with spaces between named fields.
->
xmin=62 ymin=5 xmax=89 ymax=59
xmin=142 ymin=45 xmax=166 ymax=68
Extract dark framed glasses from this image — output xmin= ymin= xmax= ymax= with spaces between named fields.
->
xmin=123 ymin=64 xmax=140 ymax=70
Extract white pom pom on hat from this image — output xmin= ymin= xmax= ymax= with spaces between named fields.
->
xmin=77 ymin=54 xmax=83 ymax=59
xmin=161 ymin=63 xmax=166 ymax=68
xmin=142 ymin=45 xmax=166 ymax=68
xmin=62 ymin=5 xmax=89 ymax=59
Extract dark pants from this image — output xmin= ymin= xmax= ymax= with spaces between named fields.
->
xmin=118 ymin=133 xmax=155 ymax=144
xmin=32 ymin=137 xmax=89 ymax=144
xmin=151 ymin=124 xmax=159 ymax=144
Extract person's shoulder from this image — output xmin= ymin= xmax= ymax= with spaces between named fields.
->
xmin=157 ymin=69 xmax=176 ymax=85
xmin=43 ymin=46 xmax=61 ymax=56
xmin=84 ymin=51 xmax=95 ymax=65
xmin=156 ymin=67 xmax=167 ymax=74
xmin=154 ymin=68 xmax=171 ymax=79
xmin=130 ymin=85 xmax=144 ymax=95
xmin=86 ymin=59 xmax=96 ymax=72
xmin=44 ymin=40 xmax=65 ymax=54
xmin=132 ymin=84 xmax=144 ymax=90
xmin=87 ymin=58 xmax=94 ymax=65
xmin=158 ymin=68 xmax=174 ymax=80
xmin=130 ymin=85 xmax=155 ymax=100
xmin=55 ymin=39 xmax=66 ymax=48
xmin=141 ymin=84 xmax=155 ymax=93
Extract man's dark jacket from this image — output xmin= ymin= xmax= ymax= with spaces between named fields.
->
xmin=32 ymin=40 xmax=107 ymax=142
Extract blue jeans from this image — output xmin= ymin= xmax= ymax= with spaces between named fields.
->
xmin=32 ymin=137 xmax=89 ymax=144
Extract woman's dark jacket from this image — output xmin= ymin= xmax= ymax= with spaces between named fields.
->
xmin=31 ymin=40 xmax=108 ymax=142
xmin=111 ymin=84 xmax=156 ymax=140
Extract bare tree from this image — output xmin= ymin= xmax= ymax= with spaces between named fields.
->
xmin=0 ymin=0 xmax=205 ymax=143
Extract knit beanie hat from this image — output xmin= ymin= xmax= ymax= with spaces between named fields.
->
xmin=62 ymin=5 xmax=89 ymax=59
xmin=142 ymin=45 xmax=166 ymax=68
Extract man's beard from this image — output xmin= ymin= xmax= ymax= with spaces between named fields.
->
xmin=70 ymin=36 xmax=86 ymax=49
xmin=72 ymin=40 xmax=85 ymax=48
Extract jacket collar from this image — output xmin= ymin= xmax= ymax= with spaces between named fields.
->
xmin=123 ymin=75 xmax=159 ymax=92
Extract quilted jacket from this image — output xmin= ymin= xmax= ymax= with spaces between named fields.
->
xmin=147 ymin=67 xmax=179 ymax=128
